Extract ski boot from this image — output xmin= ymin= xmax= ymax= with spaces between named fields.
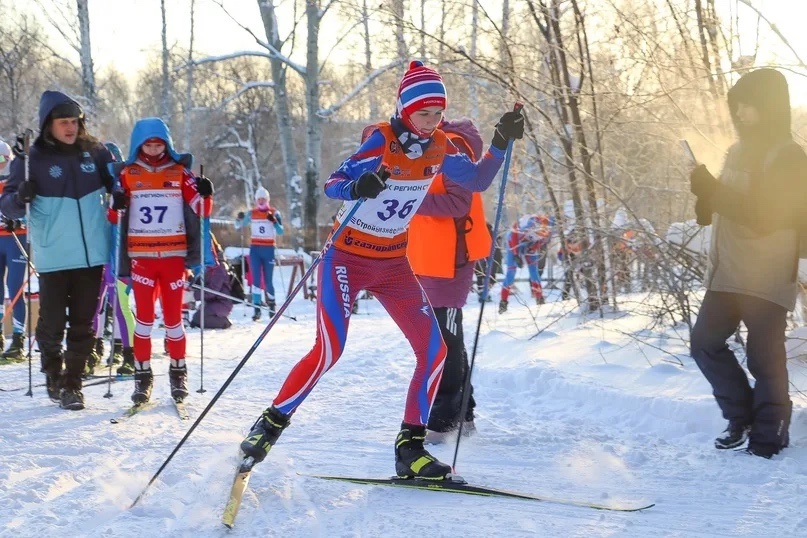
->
xmin=45 ymin=371 xmax=62 ymax=402
xmin=498 ymin=300 xmax=508 ymax=314
xmin=169 ymin=360 xmax=189 ymax=402
xmin=106 ymin=339 xmax=123 ymax=366
xmin=1 ymin=333 xmax=26 ymax=363
xmin=117 ymin=347 xmax=136 ymax=376
xmin=252 ymin=307 xmax=261 ymax=322
xmin=83 ymin=351 xmax=99 ymax=377
xmin=268 ymin=300 xmax=277 ymax=319
xmin=240 ymin=406 xmax=290 ymax=463
xmin=94 ymin=338 xmax=105 ymax=363
xmin=395 ymin=423 xmax=452 ymax=479
xmin=131 ymin=363 xmax=154 ymax=404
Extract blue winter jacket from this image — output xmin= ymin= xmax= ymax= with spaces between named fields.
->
xmin=0 ymin=91 xmax=113 ymax=273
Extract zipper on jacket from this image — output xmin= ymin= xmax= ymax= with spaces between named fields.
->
xmin=72 ymin=158 xmax=91 ymax=267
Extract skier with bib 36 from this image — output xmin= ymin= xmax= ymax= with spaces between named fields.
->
xmin=239 ymin=60 xmax=524 ymax=479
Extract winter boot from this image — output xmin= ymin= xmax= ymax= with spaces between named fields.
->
xmin=59 ymin=374 xmax=85 ymax=411
xmin=45 ymin=371 xmax=62 ymax=402
xmin=240 ymin=406 xmax=290 ymax=463
xmin=395 ymin=423 xmax=452 ymax=479
xmin=117 ymin=347 xmax=136 ymax=376
xmin=131 ymin=363 xmax=154 ymax=405
xmin=169 ymin=360 xmax=189 ymax=402
xmin=498 ymin=300 xmax=508 ymax=314
xmin=252 ymin=307 xmax=262 ymax=322
xmin=106 ymin=339 xmax=123 ymax=366
xmin=1 ymin=333 xmax=26 ymax=362
xmin=268 ymin=300 xmax=277 ymax=319
xmin=715 ymin=422 xmax=751 ymax=449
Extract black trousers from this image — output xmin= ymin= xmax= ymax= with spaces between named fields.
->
xmin=428 ymin=307 xmax=476 ymax=432
xmin=690 ymin=290 xmax=791 ymax=448
xmin=37 ymin=266 xmax=104 ymax=389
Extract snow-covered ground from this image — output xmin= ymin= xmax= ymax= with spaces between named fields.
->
xmin=1 ymin=267 xmax=806 ymax=537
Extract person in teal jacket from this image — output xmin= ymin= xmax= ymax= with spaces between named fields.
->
xmin=0 ymin=90 xmax=113 ymax=410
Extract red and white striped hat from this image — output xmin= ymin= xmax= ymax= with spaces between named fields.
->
xmin=396 ymin=60 xmax=447 ymax=136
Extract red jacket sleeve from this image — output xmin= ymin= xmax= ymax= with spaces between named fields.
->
xmin=181 ymin=169 xmax=212 ymax=217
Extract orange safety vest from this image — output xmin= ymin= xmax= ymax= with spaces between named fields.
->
xmin=122 ymin=163 xmax=188 ymax=258
xmin=331 ymin=123 xmax=448 ymax=259
xmin=407 ymin=133 xmax=492 ymax=278
xmin=250 ymin=207 xmax=280 ymax=246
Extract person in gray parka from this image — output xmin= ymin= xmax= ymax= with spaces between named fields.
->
xmin=689 ymin=68 xmax=807 ymax=458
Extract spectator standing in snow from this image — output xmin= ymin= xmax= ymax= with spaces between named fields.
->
xmin=689 ymin=68 xmax=807 ymax=458
xmin=234 ymin=187 xmax=284 ymax=321
xmin=498 ymin=213 xmax=552 ymax=313
xmin=0 ymin=91 xmax=114 ymax=410
xmin=238 ymin=60 xmax=524 ymax=479
xmin=0 ymin=139 xmax=28 ymax=364
xmin=407 ymin=117 xmax=491 ymax=443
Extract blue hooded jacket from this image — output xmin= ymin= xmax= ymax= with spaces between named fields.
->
xmin=125 ymin=117 xmax=191 ymax=167
xmin=0 ymin=91 xmax=112 ymax=273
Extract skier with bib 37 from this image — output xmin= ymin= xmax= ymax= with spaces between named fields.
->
xmin=109 ymin=118 xmax=213 ymax=405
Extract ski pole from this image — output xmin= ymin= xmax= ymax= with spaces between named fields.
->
xmin=129 ymin=194 xmax=369 ymax=509
xmin=197 ymin=164 xmax=209 ymax=394
xmin=452 ymin=105 xmax=523 ymax=470
xmin=240 ymin=222 xmax=246 ymax=318
xmin=9 ymin=229 xmax=37 ymax=277
xmin=189 ymin=283 xmax=297 ymax=321
xmin=105 ymin=196 xmax=125 ymax=398
xmin=21 ymin=129 xmax=33 ymax=397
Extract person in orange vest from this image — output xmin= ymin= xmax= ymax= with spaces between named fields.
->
xmin=234 ymin=186 xmax=284 ymax=320
xmin=407 ymin=117 xmax=490 ymax=443
xmin=558 ymin=226 xmax=587 ymax=300
xmin=109 ymin=117 xmax=213 ymax=405
xmin=239 ymin=60 xmax=524 ymax=479
xmin=498 ymin=214 xmax=552 ymax=313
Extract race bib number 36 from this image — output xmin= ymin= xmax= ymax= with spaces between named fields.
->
xmin=336 ymin=178 xmax=432 ymax=238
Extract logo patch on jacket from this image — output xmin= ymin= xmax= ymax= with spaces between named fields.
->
xmin=80 ymin=161 xmax=96 ymax=173
xmin=163 ymin=181 xmax=180 ymax=188
xmin=423 ymin=165 xmax=440 ymax=176
xmin=49 ymin=165 xmax=63 ymax=178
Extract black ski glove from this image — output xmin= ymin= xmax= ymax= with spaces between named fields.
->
xmin=196 ymin=175 xmax=214 ymax=198
xmin=16 ymin=181 xmax=36 ymax=204
xmin=236 ymin=211 xmax=245 ymax=220
xmin=111 ymin=190 xmax=128 ymax=211
xmin=266 ymin=211 xmax=277 ymax=223
xmin=690 ymin=165 xmax=718 ymax=199
xmin=491 ymin=110 xmax=525 ymax=150
xmin=12 ymin=134 xmax=27 ymax=158
xmin=1 ymin=217 xmax=20 ymax=232
xmin=351 ymin=167 xmax=391 ymax=200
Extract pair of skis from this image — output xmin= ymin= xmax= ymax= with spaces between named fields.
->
xmin=110 ymin=398 xmax=190 ymax=424
xmin=221 ymin=457 xmax=655 ymax=528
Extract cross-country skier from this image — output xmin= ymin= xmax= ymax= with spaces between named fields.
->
xmin=498 ymin=213 xmax=552 ymax=313
xmin=239 ymin=60 xmax=524 ymax=479
xmin=108 ymin=118 xmax=213 ymax=404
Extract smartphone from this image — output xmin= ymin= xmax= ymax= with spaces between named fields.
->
xmin=680 ymin=139 xmax=697 ymax=165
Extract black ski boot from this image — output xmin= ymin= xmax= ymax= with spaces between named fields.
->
xmin=169 ymin=361 xmax=189 ymax=402
xmin=117 ymin=347 xmax=136 ymax=376
xmin=83 ymin=351 xmax=99 ymax=377
xmin=715 ymin=422 xmax=751 ymax=449
xmin=41 ymin=352 xmax=64 ymax=402
xmin=268 ymin=300 xmax=277 ymax=319
xmin=498 ymin=300 xmax=508 ymax=314
xmin=1 ymin=333 xmax=26 ymax=362
xmin=395 ymin=423 xmax=452 ymax=479
xmin=252 ymin=307 xmax=261 ymax=321
xmin=240 ymin=406 xmax=290 ymax=463
xmin=106 ymin=339 xmax=123 ymax=366
xmin=132 ymin=364 xmax=154 ymax=404
xmin=94 ymin=338 xmax=105 ymax=363
xmin=45 ymin=371 xmax=62 ymax=402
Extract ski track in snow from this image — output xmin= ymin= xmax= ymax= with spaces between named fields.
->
xmin=2 ymin=284 xmax=807 ymax=537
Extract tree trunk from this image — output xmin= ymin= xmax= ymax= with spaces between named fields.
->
xmin=75 ymin=0 xmax=96 ymax=112
xmin=303 ymin=0 xmax=322 ymax=251
xmin=183 ymin=0 xmax=195 ymax=152
xmin=362 ymin=0 xmax=378 ymax=118
xmin=257 ymin=0 xmax=302 ymax=247
xmin=160 ymin=0 xmax=171 ymax=120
